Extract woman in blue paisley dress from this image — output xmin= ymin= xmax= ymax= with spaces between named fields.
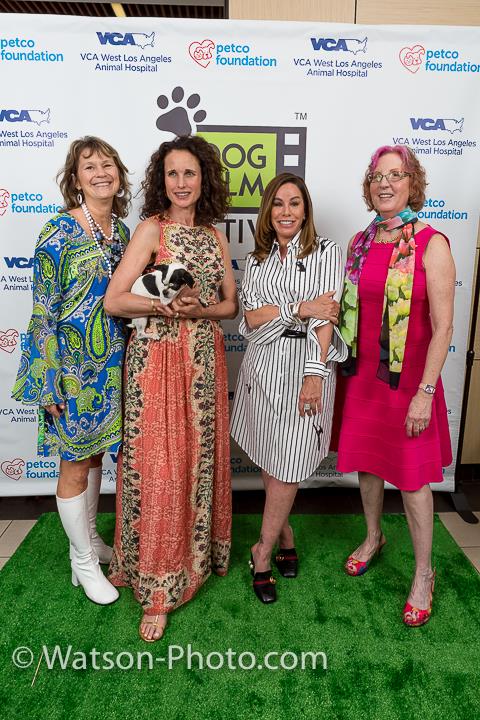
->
xmin=12 ymin=136 xmax=131 ymax=605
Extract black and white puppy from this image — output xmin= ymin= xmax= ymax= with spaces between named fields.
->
xmin=129 ymin=262 xmax=194 ymax=339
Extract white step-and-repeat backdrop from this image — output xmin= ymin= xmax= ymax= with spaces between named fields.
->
xmin=0 ymin=15 xmax=479 ymax=494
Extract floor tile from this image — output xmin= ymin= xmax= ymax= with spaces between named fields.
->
xmin=0 ymin=521 xmax=11 ymax=537
xmin=462 ymin=547 xmax=480 ymax=573
xmin=0 ymin=520 xmax=37 ymax=556
xmin=438 ymin=511 xmax=480 ymax=548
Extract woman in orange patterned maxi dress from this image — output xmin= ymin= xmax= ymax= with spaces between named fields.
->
xmin=104 ymin=136 xmax=238 ymax=641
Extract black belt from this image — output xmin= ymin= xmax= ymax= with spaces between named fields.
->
xmin=281 ymin=329 xmax=307 ymax=339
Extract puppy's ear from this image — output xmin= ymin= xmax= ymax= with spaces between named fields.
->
xmin=152 ymin=264 xmax=169 ymax=281
xmin=182 ymin=271 xmax=195 ymax=288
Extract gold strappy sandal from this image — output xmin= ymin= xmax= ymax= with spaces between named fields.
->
xmin=139 ymin=613 xmax=167 ymax=643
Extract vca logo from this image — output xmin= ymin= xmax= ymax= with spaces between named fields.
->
xmin=0 ymin=109 xmax=50 ymax=125
xmin=310 ymin=37 xmax=367 ymax=54
xmin=96 ymin=31 xmax=155 ymax=48
xmin=410 ymin=117 xmax=464 ymax=133
xmin=0 ymin=458 xmax=25 ymax=480
xmin=4 ymin=256 xmax=34 ymax=269
xmin=0 ymin=189 xmax=10 ymax=216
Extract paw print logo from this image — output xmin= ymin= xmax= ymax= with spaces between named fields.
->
xmin=156 ymin=87 xmax=207 ymax=136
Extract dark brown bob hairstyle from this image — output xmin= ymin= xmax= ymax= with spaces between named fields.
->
xmin=140 ymin=135 xmax=229 ymax=225
xmin=57 ymin=136 xmax=131 ymax=218
xmin=362 ymin=144 xmax=427 ymax=213
xmin=252 ymin=173 xmax=317 ymax=262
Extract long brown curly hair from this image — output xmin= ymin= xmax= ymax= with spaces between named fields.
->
xmin=140 ymin=135 xmax=229 ymax=224
xmin=252 ymin=173 xmax=318 ymax=262
xmin=57 ymin=136 xmax=131 ymax=218
xmin=362 ymin=144 xmax=427 ymax=213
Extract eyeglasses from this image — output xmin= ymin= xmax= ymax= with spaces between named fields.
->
xmin=367 ymin=171 xmax=411 ymax=184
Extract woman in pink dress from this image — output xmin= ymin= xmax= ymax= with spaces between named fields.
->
xmin=104 ymin=135 xmax=237 ymax=641
xmin=336 ymin=145 xmax=454 ymax=626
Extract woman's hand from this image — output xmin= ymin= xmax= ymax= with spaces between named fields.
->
xmin=150 ymin=301 xmax=175 ymax=318
xmin=171 ymin=295 xmax=205 ymax=319
xmin=44 ymin=402 xmax=65 ymax=418
xmin=298 ymin=376 xmax=323 ymax=417
xmin=299 ymin=291 xmax=339 ymax=324
xmin=405 ymin=391 xmax=433 ymax=437
xmin=177 ymin=284 xmax=200 ymax=302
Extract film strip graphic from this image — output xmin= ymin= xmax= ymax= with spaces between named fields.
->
xmin=198 ymin=125 xmax=307 ymax=213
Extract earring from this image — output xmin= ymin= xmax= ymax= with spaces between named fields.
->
xmin=76 ymin=191 xmax=83 ymax=205
xmin=116 ymin=188 xmax=125 ymax=198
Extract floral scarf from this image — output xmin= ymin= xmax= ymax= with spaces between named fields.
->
xmin=339 ymin=207 xmax=418 ymax=389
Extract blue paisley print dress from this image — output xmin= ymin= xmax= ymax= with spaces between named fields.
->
xmin=12 ymin=213 xmax=129 ymax=461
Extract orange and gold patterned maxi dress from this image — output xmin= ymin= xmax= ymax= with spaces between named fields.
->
xmin=109 ymin=217 xmax=232 ymax=615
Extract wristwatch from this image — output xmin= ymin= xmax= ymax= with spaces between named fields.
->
xmin=419 ymin=383 xmax=436 ymax=395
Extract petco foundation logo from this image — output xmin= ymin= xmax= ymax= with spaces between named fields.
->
xmin=0 ymin=191 xmax=62 ymax=215
xmin=410 ymin=117 xmax=464 ymax=133
xmin=310 ymin=36 xmax=367 ymax=54
xmin=155 ymin=86 xmax=306 ymax=213
xmin=399 ymin=45 xmax=480 ymax=73
xmin=1 ymin=458 xmax=25 ymax=480
xmin=0 ymin=108 xmax=50 ymax=125
xmin=399 ymin=44 xmax=425 ymax=73
xmin=0 ymin=328 xmax=19 ymax=353
xmin=0 ymin=188 xmax=10 ymax=216
xmin=96 ymin=31 xmax=155 ymax=48
xmin=188 ymin=39 xmax=277 ymax=69
xmin=189 ymin=39 xmax=215 ymax=67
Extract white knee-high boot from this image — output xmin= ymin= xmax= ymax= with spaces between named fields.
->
xmin=57 ymin=490 xmax=119 ymax=605
xmin=86 ymin=466 xmax=113 ymax=564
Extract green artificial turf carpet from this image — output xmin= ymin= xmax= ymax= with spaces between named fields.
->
xmin=1 ymin=513 xmax=479 ymax=720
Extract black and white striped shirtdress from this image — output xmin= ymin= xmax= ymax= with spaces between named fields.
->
xmin=230 ymin=234 xmax=347 ymax=483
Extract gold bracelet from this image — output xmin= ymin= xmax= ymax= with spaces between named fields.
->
xmin=150 ymin=299 xmax=158 ymax=315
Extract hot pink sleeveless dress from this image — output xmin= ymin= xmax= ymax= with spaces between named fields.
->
xmin=336 ymin=225 xmax=452 ymax=491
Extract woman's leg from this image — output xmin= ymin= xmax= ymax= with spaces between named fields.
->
xmin=84 ymin=453 xmax=112 ymax=563
xmin=348 ymin=472 xmax=385 ymax=561
xmin=56 ymin=457 xmax=118 ymax=605
xmin=57 ymin=457 xmax=90 ymax=498
xmin=251 ymin=471 xmax=299 ymax=572
xmin=401 ymin=484 xmax=435 ymax=609
xmin=278 ymin=520 xmax=295 ymax=549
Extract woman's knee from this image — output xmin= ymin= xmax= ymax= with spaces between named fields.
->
xmin=59 ymin=458 xmax=91 ymax=492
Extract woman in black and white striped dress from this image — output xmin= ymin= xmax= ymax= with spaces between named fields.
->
xmin=230 ymin=173 xmax=346 ymax=603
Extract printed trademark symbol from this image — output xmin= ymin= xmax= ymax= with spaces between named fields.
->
xmin=295 ymin=112 xmax=307 ymax=120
